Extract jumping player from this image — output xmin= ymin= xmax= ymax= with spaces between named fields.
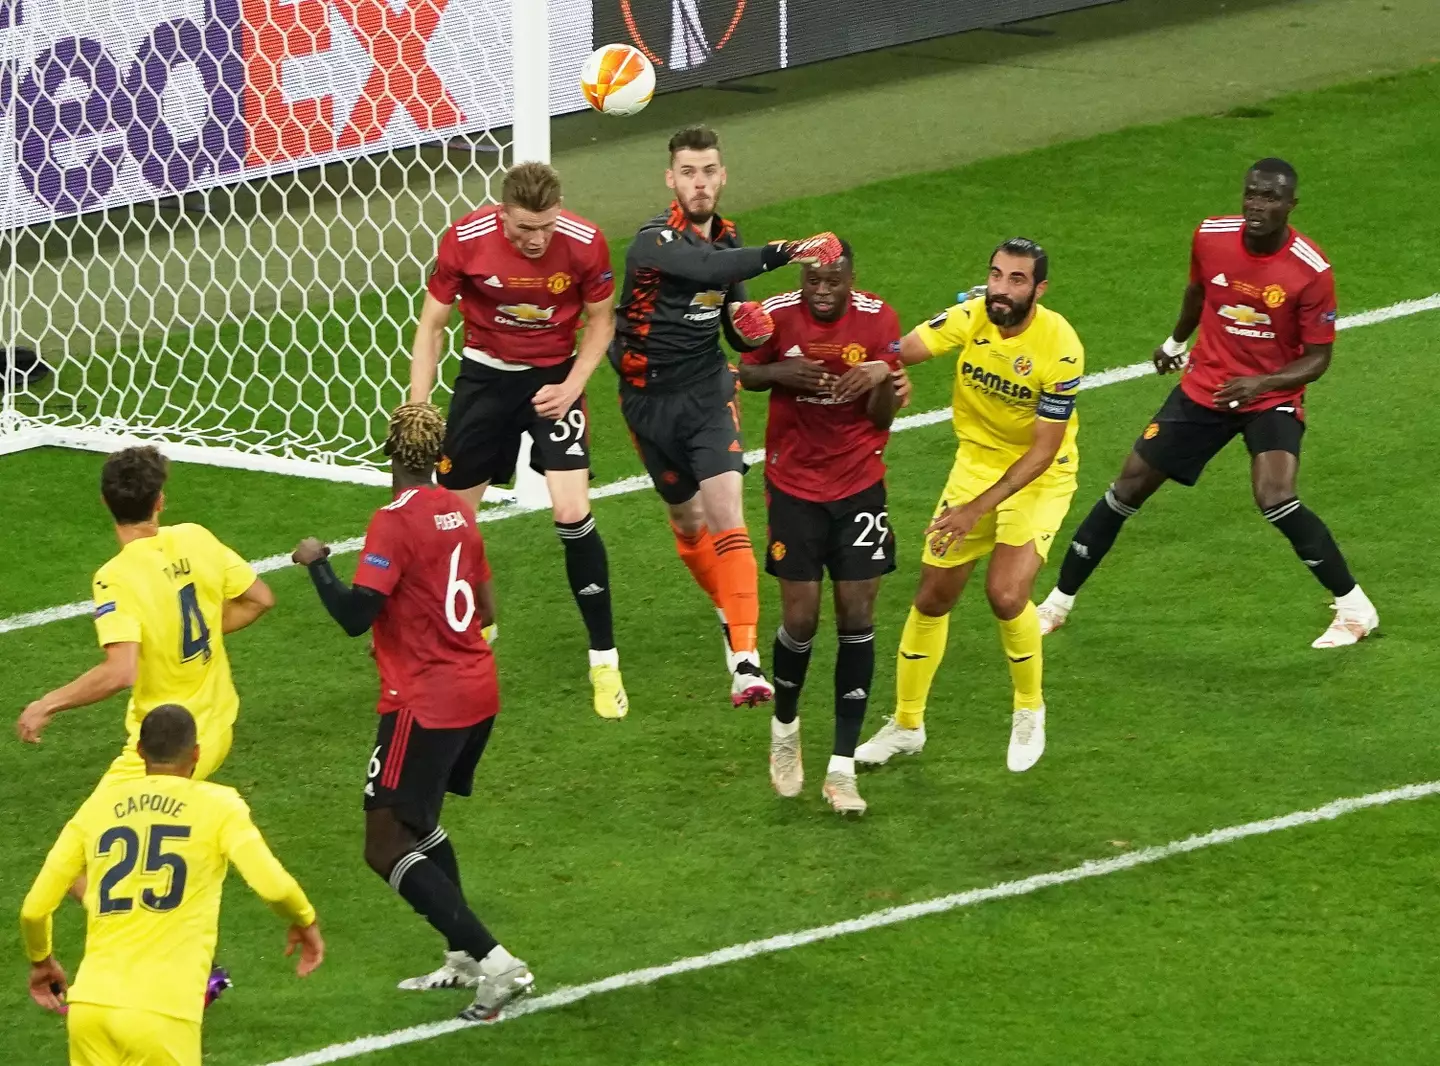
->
xmin=611 ymin=124 xmax=843 ymax=706
xmin=738 ymin=243 xmax=902 ymax=815
xmin=410 ymin=162 xmax=628 ymax=719
xmin=292 ymin=403 xmax=532 ymax=1022
xmin=21 ymin=705 xmax=322 ymax=1066
xmin=1037 ymin=159 xmax=1377 ymax=647
xmin=17 ymin=446 xmax=274 ymax=783
xmin=856 ymin=239 xmax=1083 ymax=774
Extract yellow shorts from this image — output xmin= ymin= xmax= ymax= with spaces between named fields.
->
xmin=68 ymin=1004 xmax=201 ymax=1066
xmin=98 ymin=724 xmax=233 ymax=786
xmin=922 ymin=453 xmax=1076 ymax=568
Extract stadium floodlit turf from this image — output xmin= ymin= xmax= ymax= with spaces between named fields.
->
xmin=3 ymin=65 xmax=1440 ymax=1066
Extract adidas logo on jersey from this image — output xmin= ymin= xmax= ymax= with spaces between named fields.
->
xmin=577 ymin=583 xmax=605 ymax=596
xmin=565 ymin=442 xmax=584 ymax=456
xmin=484 ymin=275 xmax=503 ymax=287
xmin=783 ymin=345 xmax=804 ymax=359
xmin=1211 ymin=273 xmax=1228 ymax=286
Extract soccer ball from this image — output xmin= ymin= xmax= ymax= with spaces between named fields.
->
xmin=580 ymin=44 xmax=656 ymax=117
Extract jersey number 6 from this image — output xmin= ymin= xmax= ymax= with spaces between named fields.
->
xmin=445 ymin=544 xmax=476 ymax=634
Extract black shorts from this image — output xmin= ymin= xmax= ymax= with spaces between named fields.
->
xmin=765 ymin=479 xmax=897 ymax=583
xmin=1134 ymin=386 xmax=1305 ymax=487
xmin=364 ymin=710 xmax=494 ymax=835
xmin=438 ymin=359 xmax=590 ymax=490
xmin=619 ymin=370 xmax=746 ymax=505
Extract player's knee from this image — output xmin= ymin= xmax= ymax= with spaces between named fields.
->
xmin=833 ymin=588 xmax=878 ymax=631
xmin=780 ymin=609 xmax=819 ymax=645
xmin=667 ymin=501 xmax=705 ymax=539
xmin=985 ymin=580 xmax=1029 ymax=621
xmin=912 ymin=584 xmax=955 ymax=619
xmin=363 ymin=836 xmax=404 ymax=879
xmin=1253 ymin=480 xmax=1295 ymax=512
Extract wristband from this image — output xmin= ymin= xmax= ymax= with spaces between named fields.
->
xmin=761 ymin=243 xmax=791 ymax=272
xmin=1161 ymin=336 xmax=1188 ymax=358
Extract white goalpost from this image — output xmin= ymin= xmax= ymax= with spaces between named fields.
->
xmin=0 ymin=0 xmax=580 ymax=507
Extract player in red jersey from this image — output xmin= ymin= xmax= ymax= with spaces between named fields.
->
xmin=739 ymin=241 xmax=903 ymax=815
xmin=1038 ymin=159 xmax=1377 ymax=648
xmin=409 ymin=162 xmax=628 ymax=719
xmin=291 ymin=403 xmax=534 ymax=1022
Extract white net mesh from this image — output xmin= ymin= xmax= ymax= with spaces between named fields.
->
xmin=0 ymin=0 xmax=589 ymax=483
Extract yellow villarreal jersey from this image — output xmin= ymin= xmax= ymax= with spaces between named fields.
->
xmin=914 ymin=296 xmax=1084 ymax=474
xmin=20 ymin=775 xmax=314 ymax=1023
xmin=91 ymin=524 xmax=256 ymax=748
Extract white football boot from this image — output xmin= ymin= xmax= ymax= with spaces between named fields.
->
xmin=458 ymin=948 xmax=534 ymax=1022
xmin=398 ymin=949 xmax=481 ymax=991
xmin=1312 ymin=587 xmax=1379 ymax=649
xmin=730 ymin=652 xmax=775 ymax=707
xmin=1037 ymin=589 xmax=1074 ymax=636
xmin=769 ymin=718 xmax=803 ymax=797
xmin=822 ymin=771 xmax=868 ymax=816
xmin=1007 ymin=706 xmax=1046 ymax=773
xmin=854 ymin=716 xmax=926 ymax=765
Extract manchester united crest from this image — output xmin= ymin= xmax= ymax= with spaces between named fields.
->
xmin=841 ymin=343 xmax=867 ymax=366
xmin=1143 ymin=422 xmax=1160 ymax=440
xmin=547 ymin=272 xmax=573 ymax=294
xmin=437 ymin=455 xmax=453 ymax=474
xmin=770 ymin=541 xmax=787 ymax=562
xmin=1263 ymin=284 xmax=1287 ymax=308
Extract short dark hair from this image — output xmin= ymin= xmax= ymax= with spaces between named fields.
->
xmin=668 ymin=125 xmax=721 ymax=159
xmin=991 ymin=237 xmax=1048 ymax=284
xmin=138 ymin=704 xmax=197 ymax=764
xmin=101 ymin=446 xmax=169 ymax=524
xmin=1249 ymin=157 xmax=1298 ymax=189
xmin=837 ymin=238 xmax=854 ymax=265
xmin=501 ymin=162 xmax=562 ymax=213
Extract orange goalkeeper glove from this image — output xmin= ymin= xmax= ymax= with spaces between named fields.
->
xmin=730 ymin=301 xmax=775 ymax=345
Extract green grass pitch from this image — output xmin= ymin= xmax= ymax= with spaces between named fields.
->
xmin=3 ymin=64 xmax=1440 ymax=1066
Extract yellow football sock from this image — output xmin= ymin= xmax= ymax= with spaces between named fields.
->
xmin=895 ymin=606 xmax=949 ymax=729
xmin=997 ymin=602 xmax=1044 ymax=710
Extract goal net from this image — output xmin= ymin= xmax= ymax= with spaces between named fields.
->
xmin=0 ymin=0 xmax=588 ymax=492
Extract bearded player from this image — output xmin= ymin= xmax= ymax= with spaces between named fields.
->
xmin=739 ymin=242 xmax=903 ymax=815
xmin=857 ymin=239 xmax=1083 ymax=774
xmin=410 ymin=162 xmax=627 ymax=719
xmin=611 ymin=124 xmax=843 ymax=707
xmin=1036 ymin=159 xmax=1377 ymax=647
xmin=292 ymin=404 xmax=533 ymax=1021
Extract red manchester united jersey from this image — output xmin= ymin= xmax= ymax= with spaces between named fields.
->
xmin=427 ymin=206 xmax=614 ymax=368
xmin=744 ymin=289 xmax=903 ymax=503
xmin=352 ymin=485 xmax=497 ymax=728
xmin=1181 ymin=217 xmax=1337 ymax=416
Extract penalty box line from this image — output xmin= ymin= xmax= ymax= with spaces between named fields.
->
xmin=2 ymin=291 xmax=1437 ymax=639
xmin=260 ymin=778 xmax=1440 ymax=1066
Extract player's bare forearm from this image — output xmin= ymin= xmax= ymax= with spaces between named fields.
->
xmin=865 ymin=375 xmax=900 ymax=429
xmin=222 ymin=577 xmax=274 ymax=634
xmin=477 ymin=578 xmax=497 ymax=630
xmin=408 ymin=295 xmax=453 ymax=403
xmin=568 ymin=301 xmax=615 ymax=389
xmin=1170 ymin=281 xmax=1206 ymax=342
xmin=19 ymin=644 xmax=138 ymax=738
xmin=1258 ymin=344 xmax=1333 ymax=390
xmin=963 ymin=422 xmax=1067 ymax=516
xmin=737 ymin=362 xmax=775 ymax=391
xmin=897 ymin=331 xmax=935 ymax=367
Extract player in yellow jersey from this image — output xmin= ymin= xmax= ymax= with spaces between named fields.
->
xmin=16 ymin=446 xmax=274 ymax=784
xmin=21 ymin=705 xmax=324 ymax=1066
xmin=856 ymin=239 xmax=1083 ymax=773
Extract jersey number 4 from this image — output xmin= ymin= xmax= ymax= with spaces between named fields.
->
xmin=96 ymin=824 xmax=191 ymax=914
xmin=178 ymin=582 xmax=213 ymax=663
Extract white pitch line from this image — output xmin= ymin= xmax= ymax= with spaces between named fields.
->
xmin=2 ymin=293 xmax=1435 ymax=639
xmin=261 ymin=777 xmax=1440 ymax=1066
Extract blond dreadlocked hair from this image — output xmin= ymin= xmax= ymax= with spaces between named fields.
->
xmin=385 ymin=402 xmax=447 ymax=473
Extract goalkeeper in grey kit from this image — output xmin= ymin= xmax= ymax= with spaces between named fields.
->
xmin=609 ymin=124 xmax=845 ymax=708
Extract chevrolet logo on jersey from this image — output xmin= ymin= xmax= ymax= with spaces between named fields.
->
xmin=1217 ymin=303 xmax=1277 ymax=340
xmin=496 ymin=303 xmax=557 ymax=328
xmin=685 ymin=290 xmax=726 ymax=323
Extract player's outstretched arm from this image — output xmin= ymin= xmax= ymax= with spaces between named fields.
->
xmin=927 ymin=420 xmax=1068 ymax=554
xmin=409 ymin=293 xmax=455 ymax=404
xmin=634 ymin=230 xmax=841 ymax=288
xmin=292 ymin=540 xmax=387 ymax=638
xmin=1154 ymin=281 xmax=1206 ymax=373
xmin=223 ymin=809 xmax=324 ymax=976
xmin=534 ymin=295 xmax=615 ymax=421
xmin=897 ymin=330 xmax=938 ymax=367
xmin=16 ymin=643 xmax=138 ymax=744
xmin=222 ymin=577 xmax=275 ymax=635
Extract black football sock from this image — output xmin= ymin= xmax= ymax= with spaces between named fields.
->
xmin=833 ymin=628 xmax=875 ymax=758
xmin=1262 ymin=498 xmax=1357 ymax=597
xmin=771 ymin=626 xmax=813 ymax=725
xmin=387 ymin=852 xmax=497 ymax=959
xmin=556 ymin=515 xmax=616 ymax=651
xmin=416 ymin=826 xmax=462 ymax=896
xmin=1056 ymin=487 xmax=1139 ymax=596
